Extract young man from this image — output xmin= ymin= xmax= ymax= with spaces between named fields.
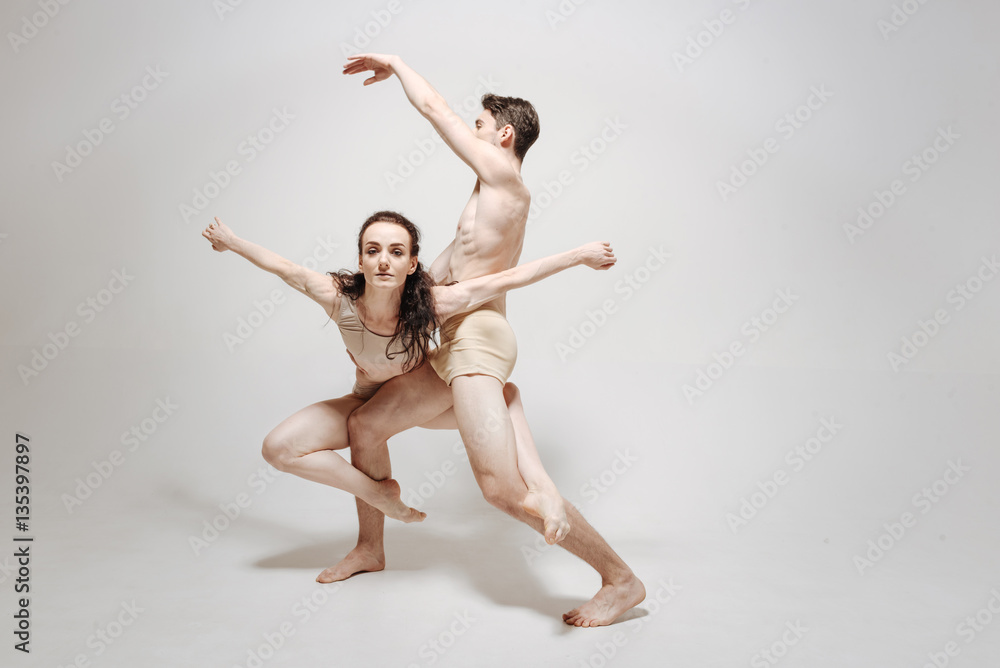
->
xmin=336 ymin=53 xmax=644 ymax=627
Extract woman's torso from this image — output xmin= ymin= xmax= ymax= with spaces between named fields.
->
xmin=336 ymin=296 xmax=410 ymax=397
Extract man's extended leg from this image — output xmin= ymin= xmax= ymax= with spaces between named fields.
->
xmin=449 ymin=374 xmax=525 ymax=511
xmin=317 ymin=362 xmax=453 ymax=583
xmin=538 ymin=498 xmax=645 ymax=627
xmin=377 ymin=381 xmax=570 ymax=544
xmin=450 ymin=373 xmax=645 ymax=627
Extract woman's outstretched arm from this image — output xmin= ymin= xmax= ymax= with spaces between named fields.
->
xmin=202 ymin=217 xmax=340 ymax=319
xmin=430 ymin=241 xmax=616 ymax=321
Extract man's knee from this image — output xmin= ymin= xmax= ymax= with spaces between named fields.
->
xmin=479 ymin=474 xmax=521 ymax=515
xmin=348 ymin=407 xmax=386 ymax=452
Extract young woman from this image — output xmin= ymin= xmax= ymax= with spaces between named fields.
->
xmin=201 ymin=211 xmax=615 ymax=547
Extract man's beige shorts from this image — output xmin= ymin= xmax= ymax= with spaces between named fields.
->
xmin=430 ymin=305 xmax=517 ymax=386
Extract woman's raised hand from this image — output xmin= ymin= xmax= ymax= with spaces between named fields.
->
xmin=577 ymin=241 xmax=617 ymax=270
xmin=202 ymin=217 xmax=237 ymax=252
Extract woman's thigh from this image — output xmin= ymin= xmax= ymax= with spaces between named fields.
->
xmin=419 ymin=406 xmax=458 ymax=430
xmin=264 ymin=394 xmax=365 ymax=456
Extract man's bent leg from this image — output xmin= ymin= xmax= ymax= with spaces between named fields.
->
xmin=452 ymin=374 xmax=643 ymax=626
xmin=317 ymin=363 xmax=454 ymax=583
xmin=450 ymin=374 xmax=524 ymax=511
xmin=416 ymin=382 xmax=570 ymax=544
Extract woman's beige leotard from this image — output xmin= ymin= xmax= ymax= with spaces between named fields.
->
xmin=335 ymin=296 xmax=408 ymax=400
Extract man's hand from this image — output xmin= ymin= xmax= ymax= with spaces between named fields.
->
xmin=342 ymin=53 xmax=398 ymax=86
xmin=576 ymin=242 xmax=617 ymax=270
xmin=202 ymin=217 xmax=238 ymax=252
xmin=342 ymin=53 xmax=511 ymax=185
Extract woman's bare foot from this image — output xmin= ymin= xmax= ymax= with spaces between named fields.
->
xmin=522 ymin=487 xmax=570 ymax=545
xmin=316 ymin=544 xmax=385 ymax=583
xmin=562 ymin=574 xmax=646 ymax=627
xmin=372 ymin=478 xmax=426 ymax=523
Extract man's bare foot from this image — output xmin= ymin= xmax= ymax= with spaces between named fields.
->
xmin=373 ymin=478 xmax=426 ymax=523
xmin=316 ymin=544 xmax=385 ymax=583
xmin=562 ymin=574 xmax=646 ymax=627
xmin=522 ymin=487 xmax=570 ymax=544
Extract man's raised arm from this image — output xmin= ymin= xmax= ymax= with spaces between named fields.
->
xmin=343 ymin=53 xmax=512 ymax=185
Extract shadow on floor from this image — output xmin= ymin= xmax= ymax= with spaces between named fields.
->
xmin=259 ymin=515 xmax=592 ymax=625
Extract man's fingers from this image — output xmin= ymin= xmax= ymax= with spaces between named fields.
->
xmin=343 ymin=58 xmax=378 ymax=75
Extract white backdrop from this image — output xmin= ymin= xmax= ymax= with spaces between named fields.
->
xmin=2 ymin=1 xmax=999 ymax=667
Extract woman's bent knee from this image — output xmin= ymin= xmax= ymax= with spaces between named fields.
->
xmin=347 ymin=409 xmax=378 ymax=450
xmin=346 ymin=411 xmax=364 ymax=446
xmin=261 ymin=433 xmax=292 ymax=471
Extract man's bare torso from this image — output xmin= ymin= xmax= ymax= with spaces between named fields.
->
xmin=441 ymin=179 xmax=530 ymax=315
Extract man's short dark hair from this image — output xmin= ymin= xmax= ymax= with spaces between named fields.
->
xmin=481 ymin=94 xmax=540 ymax=161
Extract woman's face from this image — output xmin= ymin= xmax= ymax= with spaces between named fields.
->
xmin=359 ymin=221 xmax=417 ymax=291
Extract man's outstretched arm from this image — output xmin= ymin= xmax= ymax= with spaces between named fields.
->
xmin=430 ymin=241 xmax=617 ymax=320
xmin=343 ymin=53 xmax=513 ymax=185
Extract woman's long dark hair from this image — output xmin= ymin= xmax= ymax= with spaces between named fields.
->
xmin=327 ymin=211 xmax=437 ymax=372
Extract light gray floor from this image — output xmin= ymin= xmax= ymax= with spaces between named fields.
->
xmin=6 ymin=354 xmax=999 ymax=667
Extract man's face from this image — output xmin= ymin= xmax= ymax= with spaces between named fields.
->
xmin=474 ymin=109 xmax=500 ymax=145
